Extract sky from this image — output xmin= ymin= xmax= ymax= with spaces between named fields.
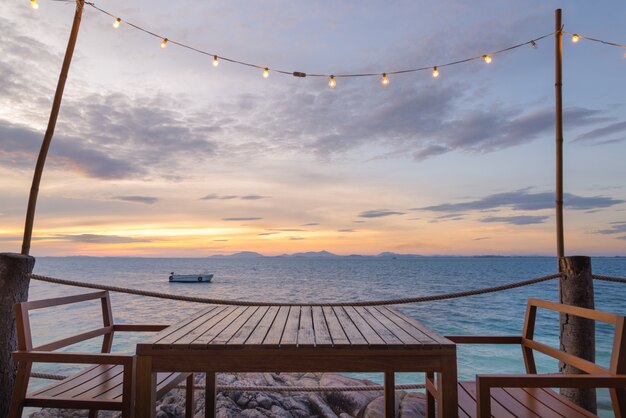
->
xmin=1 ymin=0 xmax=626 ymax=257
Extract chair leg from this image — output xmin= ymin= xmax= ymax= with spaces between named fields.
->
xmin=205 ymin=372 xmax=216 ymax=418
xmin=186 ymin=373 xmax=195 ymax=418
xmin=425 ymin=372 xmax=436 ymax=418
xmin=7 ymin=363 xmax=31 ymax=418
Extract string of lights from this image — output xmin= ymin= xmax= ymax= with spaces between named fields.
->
xmin=29 ymin=0 xmax=626 ymax=88
xmin=564 ymin=31 xmax=626 ymax=49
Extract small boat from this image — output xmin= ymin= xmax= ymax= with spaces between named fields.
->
xmin=168 ymin=272 xmax=213 ymax=283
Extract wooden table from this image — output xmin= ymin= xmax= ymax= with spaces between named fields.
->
xmin=135 ymin=305 xmax=457 ymax=418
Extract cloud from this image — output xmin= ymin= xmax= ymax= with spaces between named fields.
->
xmin=359 ymin=209 xmax=405 ymax=218
xmin=574 ymin=121 xmax=626 ymax=143
xmin=473 ymin=237 xmax=492 ymax=240
xmin=415 ymin=189 xmax=624 ymax=212
xmin=258 ymin=232 xmax=278 ymax=236
xmin=597 ymin=222 xmax=626 ymax=235
xmin=436 ymin=213 xmax=465 ymax=220
xmin=617 ymin=236 xmax=626 ymax=241
xmin=302 ymin=223 xmax=319 ymax=226
xmin=338 ymin=229 xmax=355 ymax=233
xmin=113 ymin=195 xmax=159 ymax=204
xmin=201 ymin=194 xmax=269 ymax=200
xmin=0 ymin=121 xmax=141 ymax=179
xmin=240 ymin=195 xmax=269 ymax=200
xmin=222 ymin=217 xmax=262 ymax=221
xmin=45 ymin=234 xmax=151 ymax=243
xmin=212 ymin=239 xmax=229 ymax=242
xmin=481 ymin=215 xmax=549 ymax=225
xmin=267 ymin=228 xmax=305 ymax=232
xmin=201 ymin=194 xmax=238 ymax=200
xmin=289 ymin=237 xmax=305 ymax=240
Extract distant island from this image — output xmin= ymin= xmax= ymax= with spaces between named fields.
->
xmin=206 ymin=251 xmax=539 ymax=259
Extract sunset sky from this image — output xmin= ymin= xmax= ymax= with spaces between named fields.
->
xmin=1 ymin=0 xmax=626 ymax=256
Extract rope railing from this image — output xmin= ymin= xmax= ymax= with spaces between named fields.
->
xmin=592 ymin=274 xmax=626 ymax=284
xmin=26 ymin=273 xmax=561 ymax=306
xmin=30 ymin=372 xmax=425 ymax=392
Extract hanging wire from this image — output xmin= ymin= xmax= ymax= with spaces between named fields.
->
xmin=80 ymin=1 xmax=554 ymax=80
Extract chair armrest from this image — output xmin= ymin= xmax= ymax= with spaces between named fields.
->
xmin=13 ymin=350 xmax=134 ymax=366
xmin=445 ymin=335 xmax=522 ymax=344
xmin=478 ymin=373 xmax=626 ymax=388
xmin=113 ymin=324 xmax=169 ymax=332
xmin=475 ymin=374 xmax=626 ymax=417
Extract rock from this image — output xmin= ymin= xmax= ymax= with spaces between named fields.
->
xmin=256 ymin=394 xmax=274 ymax=410
xmin=308 ymin=393 xmax=339 ymax=418
xmin=359 ymin=392 xmax=406 ymax=418
xmin=320 ymin=374 xmax=380 ymax=416
xmin=269 ymin=405 xmax=291 ymax=418
xmin=399 ymin=392 xmax=427 ymax=418
xmin=240 ymin=409 xmax=267 ymax=418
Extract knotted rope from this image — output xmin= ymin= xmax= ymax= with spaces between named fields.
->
xmin=26 ymin=273 xmax=561 ymax=306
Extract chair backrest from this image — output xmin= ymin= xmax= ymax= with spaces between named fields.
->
xmin=521 ymin=298 xmax=625 ymax=376
xmin=14 ymin=291 xmax=115 ymax=353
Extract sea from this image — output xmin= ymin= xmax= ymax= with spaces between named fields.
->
xmin=24 ymin=255 xmax=626 ymax=416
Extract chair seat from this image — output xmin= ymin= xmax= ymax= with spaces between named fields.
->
xmin=25 ymin=364 xmax=188 ymax=410
xmin=457 ymin=381 xmax=597 ymax=418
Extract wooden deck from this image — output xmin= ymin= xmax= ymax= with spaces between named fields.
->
xmin=135 ymin=304 xmax=458 ymax=418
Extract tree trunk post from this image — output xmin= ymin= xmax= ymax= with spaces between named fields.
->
xmin=0 ymin=253 xmax=35 ymax=416
xmin=558 ymin=255 xmax=596 ymax=414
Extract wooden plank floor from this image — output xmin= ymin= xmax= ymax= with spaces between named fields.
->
xmin=140 ymin=305 xmax=453 ymax=350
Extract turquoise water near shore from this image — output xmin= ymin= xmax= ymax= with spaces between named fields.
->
xmin=26 ymin=256 xmax=626 ymax=416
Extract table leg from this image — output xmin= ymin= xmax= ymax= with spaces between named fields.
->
xmin=205 ymin=372 xmax=216 ymax=418
xmin=437 ymin=354 xmax=458 ymax=418
xmin=384 ymin=372 xmax=395 ymax=418
xmin=134 ymin=356 xmax=156 ymax=418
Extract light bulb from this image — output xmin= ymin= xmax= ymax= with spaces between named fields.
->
xmin=113 ymin=18 xmax=121 ymax=28
xmin=161 ymin=38 xmax=168 ymax=48
xmin=213 ymin=56 xmax=219 ymax=67
xmin=483 ymin=54 xmax=492 ymax=64
xmin=263 ymin=68 xmax=269 ymax=78
xmin=381 ymin=73 xmax=389 ymax=86
xmin=328 ymin=75 xmax=336 ymax=89
xmin=572 ymin=34 xmax=580 ymax=43
xmin=30 ymin=0 xmax=38 ymax=9
xmin=432 ymin=67 xmax=439 ymax=78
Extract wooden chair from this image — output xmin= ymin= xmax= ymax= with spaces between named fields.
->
xmin=8 ymin=291 xmax=195 ymax=418
xmin=429 ymin=298 xmax=626 ymax=418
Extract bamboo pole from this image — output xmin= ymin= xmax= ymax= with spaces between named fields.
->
xmin=555 ymin=9 xmax=565 ymax=261
xmin=21 ymin=0 xmax=85 ymax=255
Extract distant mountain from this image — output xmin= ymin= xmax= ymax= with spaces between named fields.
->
xmin=289 ymin=250 xmax=339 ymax=258
xmin=377 ymin=252 xmax=424 ymax=258
xmin=210 ymin=251 xmax=264 ymax=258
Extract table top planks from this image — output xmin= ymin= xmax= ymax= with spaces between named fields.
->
xmin=138 ymin=305 xmax=454 ymax=352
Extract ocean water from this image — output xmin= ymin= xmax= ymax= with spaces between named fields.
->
xmin=24 ymin=256 xmax=626 ymax=416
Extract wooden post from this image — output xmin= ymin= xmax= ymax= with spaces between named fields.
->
xmin=0 ymin=253 xmax=35 ymax=417
xmin=559 ymin=256 xmax=596 ymax=413
xmin=555 ymin=8 xmax=565 ymax=261
xmin=21 ymin=0 xmax=85 ymax=256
